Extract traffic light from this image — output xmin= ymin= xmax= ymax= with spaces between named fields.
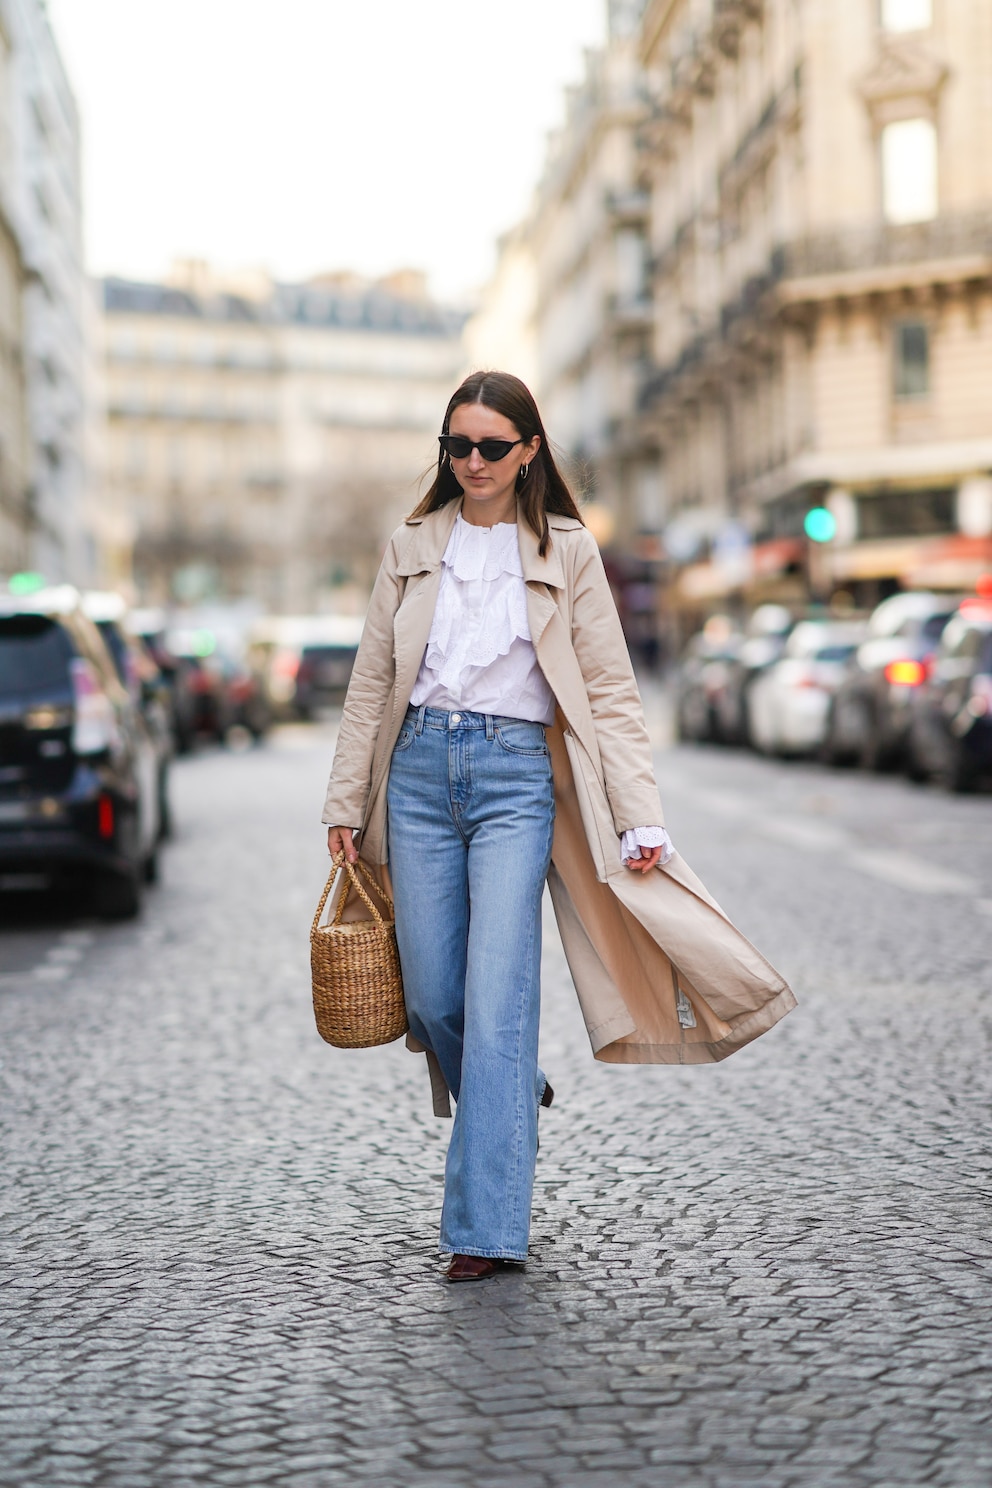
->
xmin=803 ymin=507 xmax=836 ymax=543
xmin=8 ymin=571 xmax=46 ymax=594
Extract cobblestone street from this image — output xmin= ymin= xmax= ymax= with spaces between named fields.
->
xmin=2 ymin=715 xmax=991 ymax=1488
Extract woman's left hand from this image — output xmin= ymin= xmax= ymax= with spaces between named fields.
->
xmin=625 ymin=845 xmax=664 ymax=874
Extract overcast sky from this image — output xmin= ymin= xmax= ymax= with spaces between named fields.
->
xmin=47 ymin=0 xmax=607 ymax=302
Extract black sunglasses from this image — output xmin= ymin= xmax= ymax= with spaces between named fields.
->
xmin=439 ymin=434 xmax=523 ymax=463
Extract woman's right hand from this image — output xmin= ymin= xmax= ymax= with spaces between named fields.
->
xmin=327 ymin=826 xmax=358 ymax=864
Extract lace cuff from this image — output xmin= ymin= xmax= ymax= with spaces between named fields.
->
xmin=620 ymin=826 xmax=674 ymax=867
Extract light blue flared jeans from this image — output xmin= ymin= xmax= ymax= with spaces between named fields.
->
xmin=387 ymin=705 xmax=555 ymax=1261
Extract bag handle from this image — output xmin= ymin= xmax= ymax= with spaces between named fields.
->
xmin=311 ymin=851 xmax=394 ymax=940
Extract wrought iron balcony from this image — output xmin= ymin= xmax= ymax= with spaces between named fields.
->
xmin=774 ymin=210 xmax=992 ymax=280
xmin=638 ymin=209 xmax=992 ymax=412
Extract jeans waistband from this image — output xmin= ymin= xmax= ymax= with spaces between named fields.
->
xmin=404 ymin=705 xmax=545 ymax=734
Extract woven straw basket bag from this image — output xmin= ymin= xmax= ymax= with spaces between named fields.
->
xmin=310 ymin=852 xmax=407 ymax=1048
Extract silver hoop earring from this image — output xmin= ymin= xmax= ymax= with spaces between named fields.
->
xmin=519 ymin=463 xmax=530 ymax=482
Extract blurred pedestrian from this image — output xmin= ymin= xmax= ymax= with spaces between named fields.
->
xmin=323 ymin=371 xmax=794 ymax=1282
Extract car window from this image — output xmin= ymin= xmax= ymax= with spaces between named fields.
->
xmin=815 ymin=644 xmax=858 ymax=662
xmin=301 ymin=645 xmax=356 ymax=660
xmin=0 ymin=616 xmax=74 ymax=696
xmin=921 ymin=612 xmax=952 ymax=644
xmin=945 ymin=625 xmax=982 ymax=661
xmin=96 ymin=620 xmax=129 ymax=682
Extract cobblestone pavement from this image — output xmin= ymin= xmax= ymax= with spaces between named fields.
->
xmin=1 ymin=715 xmax=991 ymax=1488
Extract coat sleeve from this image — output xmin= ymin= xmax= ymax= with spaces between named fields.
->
xmin=567 ymin=528 xmax=665 ymax=834
xmin=321 ymin=532 xmax=404 ymax=829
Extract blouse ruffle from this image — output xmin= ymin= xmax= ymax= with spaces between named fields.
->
xmin=421 ymin=516 xmax=536 ymax=696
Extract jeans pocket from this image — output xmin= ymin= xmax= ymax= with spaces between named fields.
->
xmin=392 ymin=724 xmax=415 ymax=754
xmin=494 ymin=723 xmax=548 ymax=757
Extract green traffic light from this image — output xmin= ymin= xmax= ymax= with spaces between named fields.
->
xmin=8 ymin=571 xmax=46 ymax=594
xmin=804 ymin=507 xmax=837 ymax=543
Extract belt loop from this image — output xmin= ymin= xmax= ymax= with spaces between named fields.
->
xmin=485 ymin=714 xmax=494 ymax=741
xmin=415 ymin=705 xmax=426 ymax=735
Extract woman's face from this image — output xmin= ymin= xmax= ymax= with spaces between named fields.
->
xmin=447 ymin=401 xmax=541 ymax=526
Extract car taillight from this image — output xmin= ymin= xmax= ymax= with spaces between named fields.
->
xmin=884 ymin=659 xmax=926 ymax=687
xmin=273 ymin=650 xmax=299 ymax=680
xmin=70 ymin=658 xmax=118 ymax=754
xmin=98 ymin=794 xmax=114 ymax=838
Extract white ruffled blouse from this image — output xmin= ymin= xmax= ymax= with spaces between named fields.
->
xmin=410 ymin=514 xmax=554 ymax=724
xmin=409 ymin=515 xmax=674 ymax=869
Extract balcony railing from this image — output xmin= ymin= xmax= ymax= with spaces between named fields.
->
xmin=639 ymin=209 xmax=992 ymax=411
xmin=774 ymin=209 xmax=992 ymax=279
xmin=605 ymin=189 xmax=651 ymax=224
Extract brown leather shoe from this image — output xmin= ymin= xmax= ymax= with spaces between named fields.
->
xmin=446 ymin=1253 xmax=499 ymax=1282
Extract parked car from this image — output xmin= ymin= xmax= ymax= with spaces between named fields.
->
xmin=748 ymin=620 xmax=866 ymax=757
xmin=248 ymin=615 xmax=364 ymax=720
xmin=0 ymin=585 xmax=161 ymax=916
xmin=82 ymin=592 xmax=175 ymax=838
xmin=713 ymin=604 xmax=795 ymax=746
xmin=822 ymin=591 xmax=957 ymax=769
xmin=673 ymin=617 xmax=741 ymax=744
xmin=905 ymin=587 xmax=992 ymax=791
xmin=163 ymin=629 xmax=271 ymax=747
xmin=128 ymin=609 xmax=202 ymax=755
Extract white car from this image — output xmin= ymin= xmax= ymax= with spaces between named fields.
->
xmin=749 ymin=620 xmax=866 ymax=756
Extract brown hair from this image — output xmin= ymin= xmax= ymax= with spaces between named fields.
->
xmin=409 ymin=370 xmax=583 ymax=557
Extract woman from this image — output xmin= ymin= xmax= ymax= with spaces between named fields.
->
xmin=323 ymin=372 xmax=795 ymax=1282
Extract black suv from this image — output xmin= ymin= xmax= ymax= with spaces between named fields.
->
xmin=0 ymin=586 xmax=162 ymax=916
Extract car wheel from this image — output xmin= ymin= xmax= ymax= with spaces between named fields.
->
xmin=143 ymin=845 xmax=160 ymax=885
xmin=819 ymin=707 xmax=842 ymax=765
xmin=95 ymin=866 xmax=143 ymax=919
xmin=856 ymin=708 xmax=889 ymax=772
xmin=948 ymin=743 xmax=978 ymax=794
xmin=157 ymin=770 xmax=173 ymax=841
xmin=904 ymin=729 xmax=929 ymax=784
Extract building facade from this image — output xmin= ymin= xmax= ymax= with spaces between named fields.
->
xmin=102 ymin=264 xmax=466 ymax=610
xmin=506 ymin=0 xmax=992 ymax=635
xmin=634 ymin=0 xmax=992 ymax=621
xmin=3 ymin=0 xmax=86 ymax=582
xmin=528 ymin=35 xmax=657 ymax=542
xmin=0 ymin=4 xmax=29 ymax=571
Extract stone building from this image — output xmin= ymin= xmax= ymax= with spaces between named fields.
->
xmin=503 ymin=0 xmax=992 ymax=632
xmin=102 ymin=264 xmax=466 ymax=609
xmin=0 ymin=7 xmax=29 ymax=571
xmin=3 ymin=0 xmax=86 ymax=582
xmin=528 ymin=34 xmax=656 ymax=540
xmin=631 ymin=0 xmax=992 ymax=620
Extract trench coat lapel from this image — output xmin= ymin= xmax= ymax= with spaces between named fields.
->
xmin=516 ymin=510 xmax=563 ymax=650
xmin=391 ymin=502 xmax=459 ymax=708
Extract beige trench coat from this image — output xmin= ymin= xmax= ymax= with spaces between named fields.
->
xmin=322 ymin=500 xmax=796 ymax=1114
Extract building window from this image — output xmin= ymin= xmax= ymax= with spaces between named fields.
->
xmin=856 ymin=487 xmax=954 ymax=539
xmin=881 ymin=117 xmax=937 ymax=223
xmin=881 ymin=0 xmax=932 ymax=31
xmin=893 ymin=321 xmax=929 ymax=399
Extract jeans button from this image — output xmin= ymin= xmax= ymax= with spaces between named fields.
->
xmin=450 ymin=713 xmax=461 ymax=726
